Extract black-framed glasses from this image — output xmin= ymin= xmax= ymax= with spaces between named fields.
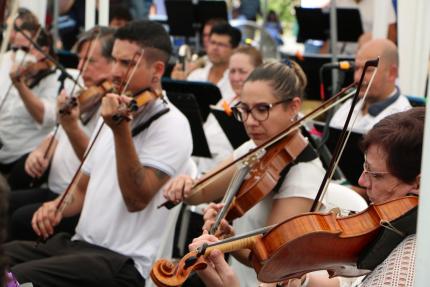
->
xmin=11 ymin=45 xmax=30 ymax=53
xmin=231 ymin=99 xmax=291 ymax=122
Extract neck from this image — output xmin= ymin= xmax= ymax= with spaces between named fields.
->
xmin=208 ymin=63 xmax=227 ymax=84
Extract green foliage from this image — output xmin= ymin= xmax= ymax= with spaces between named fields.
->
xmin=263 ymin=0 xmax=300 ymax=32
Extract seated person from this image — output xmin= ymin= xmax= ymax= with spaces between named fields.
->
xmin=194 ymin=46 xmax=263 ymax=174
xmin=164 ymin=61 xmax=326 ymax=286
xmin=189 ymin=107 xmax=423 ymax=287
xmin=172 ymin=23 xmax=242 ymax=102
xmin=7 ymin=26 xmax=115 ymax=241
xmin=330 ymin=38 xmax=411 ymax=133
xmin=4 ymin=20 xmax=193 ymax=287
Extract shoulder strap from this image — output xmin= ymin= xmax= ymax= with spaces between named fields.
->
xmin=272 ymin=144 xmax=318 ymax=193
xmin=131 ymin=108 xmax=170 ymax=137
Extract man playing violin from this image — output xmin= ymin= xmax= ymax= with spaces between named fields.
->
xmin=6 ymin=26 xmax=115 ymax=241
xmin=4 ymin=20 xmax=193 ymax=287
xmin=163 ymin=61 xmax=326 ymax=286
xmin=188 ymin=107 xmax=423 ymax=287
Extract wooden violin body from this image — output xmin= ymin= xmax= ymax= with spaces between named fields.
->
xmin=151 ymin=196 xmax=418 ymax=286
xmin=225 ymin=131 xmax=308 ymax=221
xmin=251 ymin=196 xmax=418 ymax=282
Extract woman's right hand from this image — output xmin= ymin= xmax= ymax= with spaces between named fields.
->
xmin=163 ymin=175 xmax=195 ymax=203
xmin=31 ymin=200 xmax=63 ymax=239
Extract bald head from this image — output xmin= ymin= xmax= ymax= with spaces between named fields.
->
xmin=354 ymin=39 xmax=399 ymax=102
xmin=357 ymin=38 xmax=398 ymax=68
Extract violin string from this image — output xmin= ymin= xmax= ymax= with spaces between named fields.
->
xmin=0 ymin=26 xmax=42 ymax=112
xmin=120 ymin=50 xmax=144 ymax=95
xmin=315 ymin=65 xmax=379 ymax=212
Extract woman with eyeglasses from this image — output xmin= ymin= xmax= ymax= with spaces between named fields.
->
xmin=163 ymin=61 xmax=326 ymax=286
xmin=186 ymin=107 xmax=423 ymax=287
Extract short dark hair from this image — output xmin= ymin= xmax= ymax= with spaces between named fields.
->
xmin=210 ymin=23 xmax=242 ymax=48
xmin=35 ymin=28 xmax=56 ymax=58
xmin=16 ymin=7 xmax=39 ymax=33
xmin=361 ymin=107 xmax=425 ymax=184
xmin=114 ymin=20 xmax=172 ymax=64
xmin=109 ymin=4 xmax=132 ymax=22
xmin=75 ymin=26 xmax=115 ymax=60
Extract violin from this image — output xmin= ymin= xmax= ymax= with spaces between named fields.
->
xmin=111 ymin=87 xmax=162 ymax=123
xmin=12 ymin=59 xmax=55 ymax=87
xmin=150 ymin=196 xmax=418 ymax=286
xmin=59 ymin=80 xmax=115 ymax=115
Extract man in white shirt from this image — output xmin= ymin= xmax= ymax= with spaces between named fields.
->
xmin=7 ymin=26 xmax=116 ymax=241
xmin=4 ymin=20 xmax=193 ymax=287
xmin=330 ymin=38 xmax=411 ymax=133
xmin=187 ymin=23 xmax=241 ymax=101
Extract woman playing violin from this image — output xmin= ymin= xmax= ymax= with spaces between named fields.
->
xmin=164 ymin=61 xmax=326 ymax=286
xmin=188 ymin=107 xmax=423 ymax=287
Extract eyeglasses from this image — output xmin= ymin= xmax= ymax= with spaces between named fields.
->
xmin=231 ymin=99 xmax=291 ymax=122
xmin=362 ymin=156 xmax=390 ymax=181
xmin=209 ymin=40 xmax=231 ymax=49
xmin=11 ymin=45 xmax=30 ymax=53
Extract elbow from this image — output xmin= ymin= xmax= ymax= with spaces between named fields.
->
xmin=123 ymin=193 xmax=150 ymax=213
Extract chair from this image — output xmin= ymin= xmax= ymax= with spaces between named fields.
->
xmin=323 ymin=183 xmax=368 ymax=215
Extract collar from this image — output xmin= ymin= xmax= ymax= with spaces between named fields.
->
xmin=367 ymin=87 xmax=400 ymax=117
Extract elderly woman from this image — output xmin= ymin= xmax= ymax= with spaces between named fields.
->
xmin=188 ymin=107 xmax=423 ymax=287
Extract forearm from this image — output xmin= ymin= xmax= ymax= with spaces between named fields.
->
xmin=58 ymin=172 xmax=88 ymax=217
xmin=15 ymin=83 xmax=45 ymax=124
xmin=62 ymin=121 xmax=90 ymax=159
xmin=37 ymin=135 xmax=58 ymax=161
xmin=113 ymin=123 xmax=166 ymax=212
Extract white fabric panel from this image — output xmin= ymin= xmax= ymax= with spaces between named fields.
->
xmin=415 ymin=68 xmax=430 ymax=287
xmin=20 ymin=0 xmax=47 ymax=27
xmin=85 ymin=0 xmax=96 ymax=31
xmin=398 ymin=0 xmax=430 ymax=97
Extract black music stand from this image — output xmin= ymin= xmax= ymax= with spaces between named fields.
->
xmin=166 ymin=91 xmax=212 ymax=158
xmin=295 ymin=7 xmax=364 ymax=43
xmin=162 ymin=78 xmax=222 ymax=122
xmin=281 ymin=53 xmax=354 ymax=100
xmin=165 ymin=0 xmax=228 ymax=38
xmin=210 ymin=107 xmax=249 ymax=149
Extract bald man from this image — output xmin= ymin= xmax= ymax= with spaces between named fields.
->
xmin=330 ymin=38 xmax=411 ymax=133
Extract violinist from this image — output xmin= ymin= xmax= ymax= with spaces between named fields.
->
xmin=188 ymin=107 xmax=423 ymax=287
xmin=0 ymin=25 xmax=60 ymax=176
xmin=163 ymin=61 xmax=326 ymax=286
xmin=7 ymin=26 xmax=115 ymax=241
xmin=4 ymin=20 xmax=193 ymax=287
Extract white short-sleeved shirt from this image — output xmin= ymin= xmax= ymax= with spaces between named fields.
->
xmin=330 ymin=89 xmax=411 ymax=133
xmin=229 ymin=139 xmax=326 ymax=287
xmin=72 ymin=98 xmax=193 ymax=278
xmin=187 ymin=61 xmax=236 ymax=102
xmin=47 ymin=109 xmax=100 ymax=194
xmin=0 ymin=68 xmax=73 ymax=163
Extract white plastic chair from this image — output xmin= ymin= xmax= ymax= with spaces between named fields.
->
xmin=323 ymin=182 xmax=368 ymax=215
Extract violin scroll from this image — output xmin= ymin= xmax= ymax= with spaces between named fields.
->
xmin=150 ymin=252 xmax=208 ymax=287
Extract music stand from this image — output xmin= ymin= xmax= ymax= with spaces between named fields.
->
xmin=162 ymin=78 xmax=222 ymax=122
xmin=281 ymin=53 xmax=354 ymax=100
xmin=210 ymin=107 xmax=249 ymax=149
xmin=166 ymin=91 xmax=212 ymax=158
xmin=164 ymin=0 xmax=228 ymax=38
xmin=295 ymin=7 xmax=364 ymax=43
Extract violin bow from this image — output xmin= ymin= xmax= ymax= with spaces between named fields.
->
xmin=55 ymin=50 xmax=144 ymax=214
xmin=158 ymin=82 xmax=358 ymax=209
xmin=29 ymin=31 xmax=101 ymax=187
xmin=310 ymin=58 xmax=380 ymax=212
